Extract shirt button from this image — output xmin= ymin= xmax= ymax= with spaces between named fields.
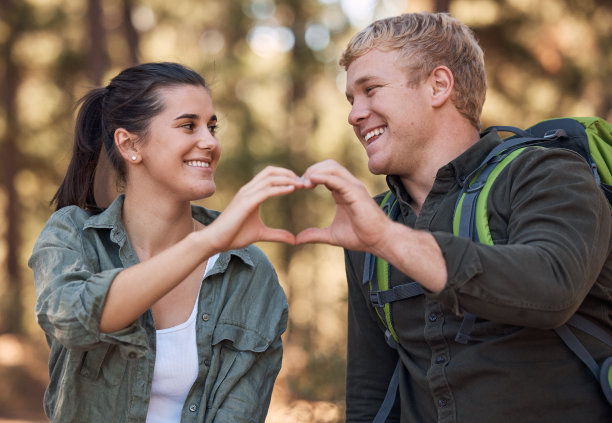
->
xmin=189 ymin=404 xmax=197 ymax=412
xmin=128 ymin=352 xmax=137 ymax=359
xmin=438 ymin=398 xmax=448 ymax=407
xmin=435 ymin=355 xmax=446 ymax=364
xmin=201 ymin=313 xmax=209 ymax=321
xmin=428 ymin=313 xmax=438 ymax=322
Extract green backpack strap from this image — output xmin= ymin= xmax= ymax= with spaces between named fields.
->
xmin=572 ymin=117 xmax=612 ymax=203
xmin=362 ymin=191 xmax=425 ymax=345
xmin=371 ymin=191 xmax=401 ymax=343
xmin=453 ymin=147 xmax=528 ymax=244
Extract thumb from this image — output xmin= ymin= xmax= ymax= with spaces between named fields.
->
xmin=259 ymin=228 xmax=297 ymax=245
xmin=295 ymin=227 xmax=334 ymax=245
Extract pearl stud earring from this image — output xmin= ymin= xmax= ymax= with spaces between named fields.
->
xmin=131 ymin=156 xmax=137 ymax=161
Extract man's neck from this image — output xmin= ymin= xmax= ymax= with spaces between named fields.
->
xmin=399 ymin=120 xmax=480 ymax=215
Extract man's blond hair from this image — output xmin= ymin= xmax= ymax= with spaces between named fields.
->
xmin=340 ymin=12 xmax=487 ymax=130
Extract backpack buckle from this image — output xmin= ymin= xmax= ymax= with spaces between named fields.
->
xmin=384 ymin=329 xmax=398 ymax=350
xmin=370 ymin=290 xmax=384 ymax=308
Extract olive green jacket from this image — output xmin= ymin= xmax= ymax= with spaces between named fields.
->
xmin=29 ymin=195 xmax=288 ymax=422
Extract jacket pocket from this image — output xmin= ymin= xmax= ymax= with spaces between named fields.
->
xmin=78 ymin=343 xmax=126 ymax=386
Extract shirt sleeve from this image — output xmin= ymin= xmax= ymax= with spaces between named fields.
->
xmin=430 ymin=147 xmax=612 ymax=329
xmin=28 ymin=208 xmax=149 ymax=356
xmin=344 ymin=250 xmax=401 ymax=422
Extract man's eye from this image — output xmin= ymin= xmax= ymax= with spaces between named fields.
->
xmin=366 ymin=86 xmax=379 ymax=94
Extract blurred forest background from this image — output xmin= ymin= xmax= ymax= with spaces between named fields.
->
xmin=0 ymin=0 xmax=611 ymax=421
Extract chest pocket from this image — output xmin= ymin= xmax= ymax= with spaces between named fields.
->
xmin=207 ymin=323 xmax=275 ymax=408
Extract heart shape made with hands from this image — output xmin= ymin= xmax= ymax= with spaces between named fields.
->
xmin=260 ymin=184 xmax=336 ymax=236
xmin=253 ymin=164 xmax=389 ymax=250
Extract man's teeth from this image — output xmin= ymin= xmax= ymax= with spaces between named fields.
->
xmin=364 ymin=127 xmax=385 ymax=142
xmin=186 ymin=161 xmax=210 ymax=168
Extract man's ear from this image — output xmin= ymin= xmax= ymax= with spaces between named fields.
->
xmin=114 ymin=128 xmax=140 ymax=163
xmin=429 ymin=66 xmax=454 ymax=108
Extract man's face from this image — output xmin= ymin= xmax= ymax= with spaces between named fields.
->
xmin=345 ymin=48 xmax=432 ymax=178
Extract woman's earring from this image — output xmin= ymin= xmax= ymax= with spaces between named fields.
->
xmin=131 ymin=156 xmax=137 ymax=161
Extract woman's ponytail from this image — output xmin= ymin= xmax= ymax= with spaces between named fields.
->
xmin=51 ymin=88 xmax=108 ymax=212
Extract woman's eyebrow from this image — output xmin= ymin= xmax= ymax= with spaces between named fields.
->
xmin=174 ymin=113 xmax=199 ymax=121
xmin=174 ymin=113 xmax=218 ymax=122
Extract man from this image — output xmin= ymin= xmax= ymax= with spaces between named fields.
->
xmin=296 ymin=12 xmax=612 ymax=422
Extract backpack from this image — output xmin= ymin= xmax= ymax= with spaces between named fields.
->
xmin=364 ymin=117 xmax=612 ymax=421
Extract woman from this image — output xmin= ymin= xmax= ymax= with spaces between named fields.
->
xmin=29 ymin=62 xmax=301 ymax=422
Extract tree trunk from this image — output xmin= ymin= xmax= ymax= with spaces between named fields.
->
xmin=0 ymin=0 xmax=23 ymax=333
xmin=87 ymin=0 xmax=107 ymax=86
xmin=435 ymin=0 xmax=452 ymax=12
xmin=122 ymin=0 xmax=140 ymax=66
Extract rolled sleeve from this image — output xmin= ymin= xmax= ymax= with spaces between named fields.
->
xmin=29 ymin=207 xmax=148 ymax=355
xmin=429 ymin=148 xmax=612 ymax=329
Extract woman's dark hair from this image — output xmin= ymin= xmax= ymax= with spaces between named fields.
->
xmin=52 ymin=62 xmax=208 ymax=212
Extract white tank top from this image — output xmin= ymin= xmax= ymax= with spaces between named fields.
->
xmin=145 ymin=254 xmax=219 ymax=423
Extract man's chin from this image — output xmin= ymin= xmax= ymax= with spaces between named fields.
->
xmin=367 ymin=159 xmax=388 ymax=176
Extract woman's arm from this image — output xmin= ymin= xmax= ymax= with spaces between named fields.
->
xmin=100 ymin=166 xmax=303 ymax=333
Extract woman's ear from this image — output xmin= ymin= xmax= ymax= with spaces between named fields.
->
xmin=114 ymin=128 xmax=140 ymax=163
xmin=429 ymin=65 xmax=454 ymax=108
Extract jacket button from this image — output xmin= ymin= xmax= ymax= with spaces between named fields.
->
xmin=202 ymin=314 xmax=209 ymax=321
xmin=428 ymin=313 xmax=438 ymax=322
xmin=438 ymin=398 xmax=448 ymax=407
xmin=189 ymin=404 xmax=197 ymax=412
xmin=435 ymin=355 xmax=446 ymax=364
xmin=128 ymin=352 xmax=137 ymax=359
xmin=204 ymin=359 xmax=210 ymax=366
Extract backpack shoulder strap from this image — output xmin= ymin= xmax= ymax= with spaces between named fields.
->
xmin=362 ymin=191 xmax=424 ymax=344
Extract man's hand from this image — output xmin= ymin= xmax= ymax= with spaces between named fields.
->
xmin=295 ymin=160 xmax=393 ymax=256
xmin=296 ymin=159 xmax=447 ymax=292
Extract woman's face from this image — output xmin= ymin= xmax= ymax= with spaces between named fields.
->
xmin=130 ymin=84 xmax=221 ymax=202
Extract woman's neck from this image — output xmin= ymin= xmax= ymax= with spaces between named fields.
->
xmin=121 ymin=191 xmax=195 ymax=259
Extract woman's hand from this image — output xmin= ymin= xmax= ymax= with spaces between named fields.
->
xmin=205 ymin=166 xmax=305 ymax=252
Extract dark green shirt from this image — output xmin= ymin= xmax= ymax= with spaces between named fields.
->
xmin=29 ymin=195 xmax=288 ymax=423
xmin=345 ymin=131 xmax=612 ymax=422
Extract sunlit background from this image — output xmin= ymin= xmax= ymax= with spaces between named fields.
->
xmin=1 ymin=0 xmax=611 ymax=422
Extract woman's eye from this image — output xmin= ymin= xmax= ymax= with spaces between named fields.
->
xmin=208 ymin=124 xmax=218 ymax=135
xmin=181 ymin=122 xmax=194 ymax=130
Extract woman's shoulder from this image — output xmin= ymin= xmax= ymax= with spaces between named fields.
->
xmin=39 ymin=205 xmax=93 ymax=236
